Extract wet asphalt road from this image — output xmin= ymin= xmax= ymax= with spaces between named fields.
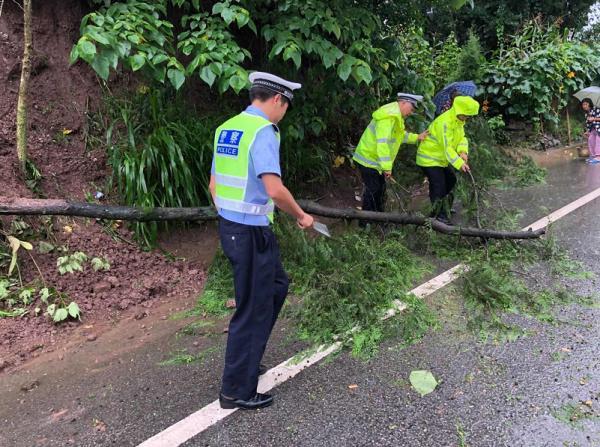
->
xmin=1 ymin=156 xmax=599 ymax=447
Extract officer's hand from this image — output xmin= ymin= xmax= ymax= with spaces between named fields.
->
xmin=297 ymin=213 xmax=314 ymax=230
xmin=418 ymin=130 xmax=429 ymax=141
xmin=460 ymin=153 xmax=468 ymax=162
xmin=383 ymin=171 xmax=393 ymax=179
xmin=460 ymin=163 xmax=471 ymax=173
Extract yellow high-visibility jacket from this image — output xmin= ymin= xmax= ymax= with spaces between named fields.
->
xmin=353 ymin=102 xmax=419 ymax=173
xmin=416 ymin=96 xmax=479 ymax=170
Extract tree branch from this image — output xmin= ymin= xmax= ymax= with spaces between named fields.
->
xmin=0 ymin=197 xmax=545 ymax=240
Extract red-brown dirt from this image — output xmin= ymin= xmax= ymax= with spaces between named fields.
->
xmin=0 ymin=1 xmax=213 ymax=373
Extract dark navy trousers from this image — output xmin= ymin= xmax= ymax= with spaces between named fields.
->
xmin=218 ymin=217 xmax=289 ymax=400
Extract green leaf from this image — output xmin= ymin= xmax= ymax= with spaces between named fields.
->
xmin=39 ymin=288 xmax=51 ymax=304
xmin=185 ymin=53 xmax=205 ymax=75
xmin=7 ymin=235 xmax=21 ymax=276
xmin=209 ymin=62 xmax=223 ymax=76
xmin=409 ymin=370 xmax=438 ymax=397
xmin=67 ymin=302 xmax=81 ymax=319
xmin=91 ymin=257 xmax=111 ymax=272
xmin=212 ymin=2 xmax=224 ymax=14
xmin=77 ymin=40 xmax=97 ymax=63
xmin=129 ymin=53 xmax=146 ymax=71
xmin=104 ymin=49 xmax=119 ymax=70
xmin=85 ymin=28 xmax=110 ymax=45
xmin=152 ymin=53 xmax=169 ymax=65
xmin=53 ymin=308 xmax=69 ymax=323
xmin=46 ymin=303 xmax=56 ymax=317
xmin=91 ymin=55 xmax=110 ymax=80
xmin=337 ymin=56 xmax=352 ymax=82
xmin=200 ymin=65 xmax=217 ymax=86
xmin=69 ymin=46 xmax=80 ymax=65
xmin=19 ymin=288 xmax=33 ymax=304
xmin=0 ymin=280 xmax=10 ymax=300
xmin=228 ymin=74 xmax=247 ymax=93
xmin=283 ymin=47 xmax=301 ymax=69
xmin=450 ymin=0 xmax=474 ymax=9
xmin=221 ymin=8 xmax=236 ymax=25
xmin=247 ymin=19 xmax=257 ymax=35
xmin=167 ymin=68 xmax=186 ymax=90
xmin=353 ymin=65 xmax=372 ymax=85
xmin=127 ymin=33 xmax=142 ymax=45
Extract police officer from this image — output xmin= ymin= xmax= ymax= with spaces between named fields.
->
xmin=352 ymin=93 xmax=428 ymax=217
xmin=416 ymin=95 xmax=480 ymax=224
xmin=209 ymin=72 xmax=314 ymax=410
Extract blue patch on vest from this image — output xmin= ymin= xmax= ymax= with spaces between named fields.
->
xmin=217 ymin=146 xmax=239 ymax=156
xmin=216 ymin=129 xmax=244 ymax=157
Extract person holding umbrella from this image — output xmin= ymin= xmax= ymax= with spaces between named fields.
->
xmin=416 ymin=96 xmax=480 ymax=224
xmin=581 ymin=98 xmax=600 ymax=164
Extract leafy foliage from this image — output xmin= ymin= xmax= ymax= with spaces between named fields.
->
xmin=72 ymin=0 xmax=253 ymax=93
xmin=460 ymin=235 xmax=594 ymax=340
xmin=199 ymin=218 xmax=435 ymax=358
xmin=91 ymin=257 xmax=111 ymax=271
xmin=57 ymin=252 xmax=88 ymax=275
xmin=481 ymin=19 xmax=600 ymax=126
xmin=99 ymin=89 xmax=221 ymax=245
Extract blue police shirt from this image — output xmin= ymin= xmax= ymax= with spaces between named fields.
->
xmin=211 ymin=105 xmax=282 ymax=226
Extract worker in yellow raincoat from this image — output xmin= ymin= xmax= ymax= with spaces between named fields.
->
xmin=416 ymin=95 xmax=480 ymax=224
xmin=352 ymin=93 xmax=428 ymax=217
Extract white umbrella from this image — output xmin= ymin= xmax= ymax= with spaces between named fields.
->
xmin=573 ymin=86 xmax=600 ymax=106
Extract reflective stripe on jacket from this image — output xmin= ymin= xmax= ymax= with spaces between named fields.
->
xmin=353 ymin=102 xmax=419 ymax=172
xmin=416 ymin=96 xmax=479 ymax=170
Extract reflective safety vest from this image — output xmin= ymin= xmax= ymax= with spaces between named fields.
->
xmin=213 ymin=112 xmax=279 ymax=222
xmin=352 ymin=102 xmax=419 ymax=173
xmin=416 ymin=96 xmax=479 ymax=170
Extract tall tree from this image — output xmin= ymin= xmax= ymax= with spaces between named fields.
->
xmin=16 ymin=0 xmax=32 ymax=173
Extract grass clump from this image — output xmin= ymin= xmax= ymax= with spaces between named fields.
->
xmin=511 ymin=156 xmax=547 ymax=187
xmin=195 ymin=251 xmax=234 ymax=317
xmin=552 ymin=402 xmax=599 ymax=429
xmin=276 ymin=219 xmax=434 ymax=358
xmin=460 ymin=235 xmax=595 ymax=341
xmin=93 ymin=88 xmax=229 ymax=246
xmin=159 ymin=346 xmax=218 ymax=366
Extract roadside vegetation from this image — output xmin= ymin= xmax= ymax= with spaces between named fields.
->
xmin=1 ymin=0 xmax=599 ymax=358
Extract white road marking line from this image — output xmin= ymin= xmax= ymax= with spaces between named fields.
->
xmin=138 ymin=186 xmax=600 ymax=447
xmin=523 ymin=187 xmax=600 ymax=232
xmin=138 ymin=343 xmax=340 ymax=447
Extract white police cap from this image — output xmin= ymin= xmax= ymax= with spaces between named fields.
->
xmin=397 ymin=93 xmax=424 ymax=105
xmin=249 ymin=71 xmax=302 ymax=101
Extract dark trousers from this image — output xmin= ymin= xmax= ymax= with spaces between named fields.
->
xmin=358 ymin=164 xmax=386 ymax=213
xmin=219 ymin=217 xmax=289 ymax=400
xmin=421 ymin=166 xmax=456 ymax=218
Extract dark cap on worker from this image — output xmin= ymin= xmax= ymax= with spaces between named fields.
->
xmin=397 ymin=93 xmax=424 ymax=105
xmin=249 ymin=72 xmax=302 ymax=102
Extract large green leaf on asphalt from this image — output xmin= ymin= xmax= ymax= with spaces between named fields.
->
xmin=409 ymin=370 xmax=438 ymax=397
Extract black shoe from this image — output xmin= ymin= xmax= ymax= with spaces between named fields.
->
xmin=219 ymin=392 xmax=273 ymax=410
xmin=435 ymin=216 xmax=452 ymax=226
xmin=259 ymin=363 xmax=268 ymax=376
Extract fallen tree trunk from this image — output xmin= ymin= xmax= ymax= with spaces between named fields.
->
xmin=0 ymin=197 xmax=545 ymax=240
xmin=297 ymin=200 xmax=544 ymax=239
xmin=0 ymin=197 xmax=217 ymax=221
